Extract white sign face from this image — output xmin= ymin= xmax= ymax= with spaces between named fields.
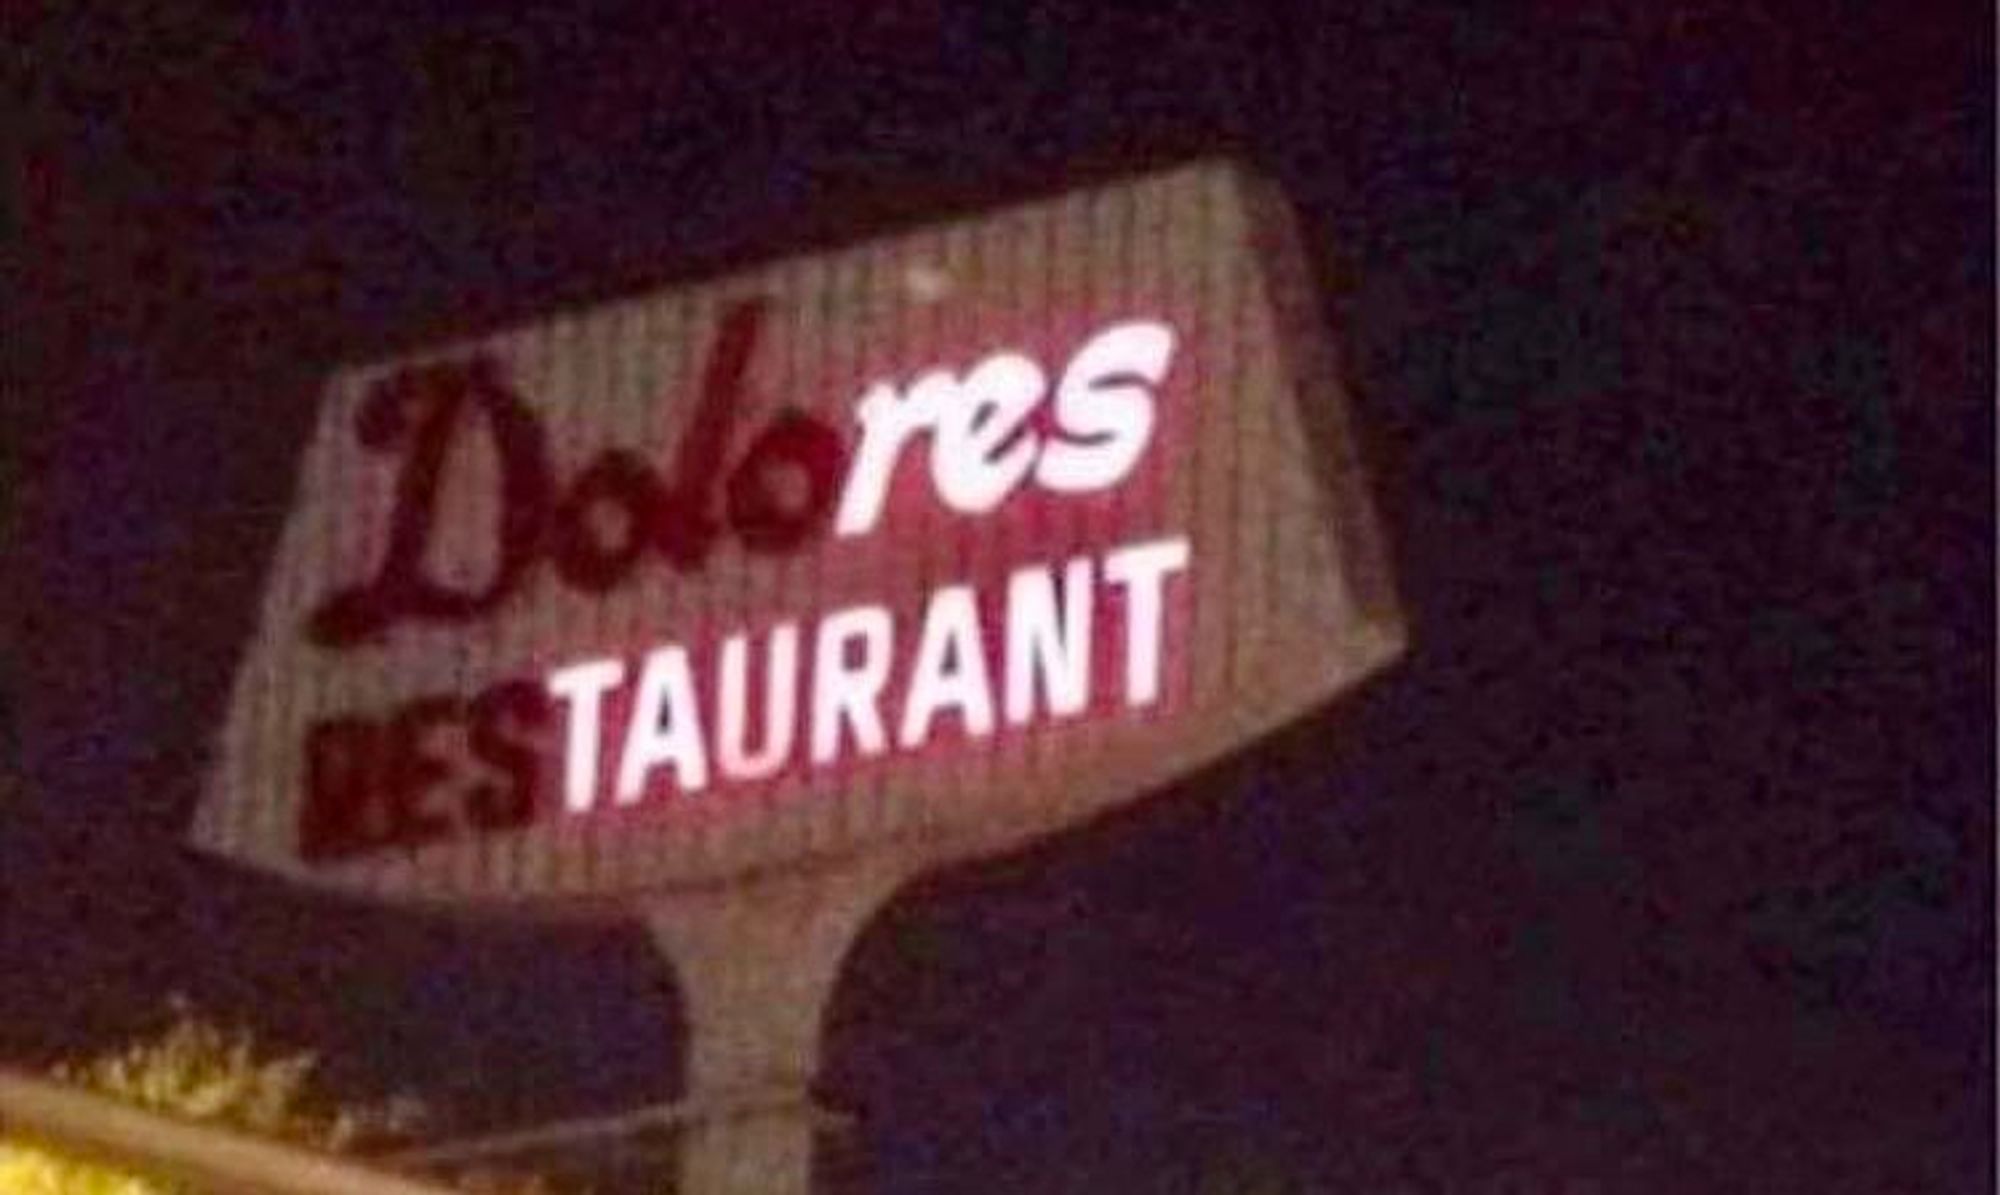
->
xmin=190 ymin=160 xmax=1404 ymax=906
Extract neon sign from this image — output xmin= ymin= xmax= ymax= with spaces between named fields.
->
xmin=297 ymin=315 xmax=1190 ymax=861
xmin=192 ymin=160 xmax=1405 ymax=901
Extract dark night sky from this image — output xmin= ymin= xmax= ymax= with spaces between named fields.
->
xmin=8 ymin=2 xmax=1994 ymax=1191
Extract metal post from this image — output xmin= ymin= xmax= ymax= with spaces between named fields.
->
xmin=642 ymin=861 xmax=905 ymax=1195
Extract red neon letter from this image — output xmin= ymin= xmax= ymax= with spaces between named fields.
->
xmin=467 ymin=679 xmax=552 ymax=830
xmin=300 ymin=717 xmax=389 ymax=861
xmin=308 ymin=358 xmax=553 ymax=647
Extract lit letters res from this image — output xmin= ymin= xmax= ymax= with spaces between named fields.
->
xmin=834 ymin=320 xmax=1175 ymax=535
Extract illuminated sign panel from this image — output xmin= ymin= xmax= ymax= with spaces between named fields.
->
xmin=191 ymin=161 xmax=1403 ymax=905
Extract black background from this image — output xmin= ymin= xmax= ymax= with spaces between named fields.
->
xmin=9 ymin=2 xmax=1994 ymax=1190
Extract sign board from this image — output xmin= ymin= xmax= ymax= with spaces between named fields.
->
xmin=190 ymin=160 xmax=1404 ymax=907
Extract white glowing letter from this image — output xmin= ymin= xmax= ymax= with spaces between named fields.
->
xmin=616 ymin=646 xmax=709 ymax=802
xmin=810 ymin=604 xmax=895 ymax=763
xmin=1036 ymin=320 xmax=1174 ymax=493
xmin=834 ymin=378 xmax=943 ymax=536
xmin=1103 ymin=536 xmax=1191 ymax=708
xmin=1003 ymin=556 xmax=1094 ymax=725
xmin=932 ymin=352 xmax=1046 ymax=514
xmin=717 ymin=623 xmax=800 ymax=781
xmin=899 ymin=584 xmax=996 ymax=747
xmin=546 ymin=657 xmax=626 ymax=813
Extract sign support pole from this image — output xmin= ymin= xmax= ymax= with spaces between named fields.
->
xmin=642 ymin=859 xmax=907 ymax=1195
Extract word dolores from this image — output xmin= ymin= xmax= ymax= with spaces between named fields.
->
xmin=309 ymin=302 xmax=1176 ymax=647
xmin=297 ymin=539 xmax=1189 ymax=860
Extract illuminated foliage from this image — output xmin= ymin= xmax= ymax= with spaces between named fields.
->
xmin=0 ymin=1005 xmax=566 ymax=1195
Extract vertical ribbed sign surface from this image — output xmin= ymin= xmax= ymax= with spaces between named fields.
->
xmin=191 ymin=161 xmax=1403 ymax=906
